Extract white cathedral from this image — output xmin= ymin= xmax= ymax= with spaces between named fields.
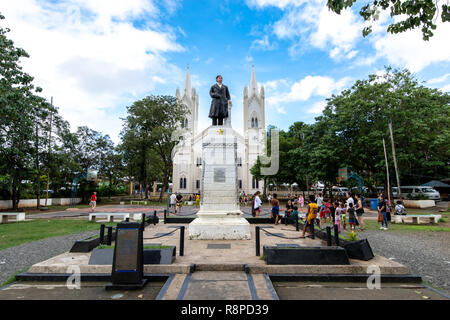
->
xmin=172 ymin=65 xmax=267 ymax=195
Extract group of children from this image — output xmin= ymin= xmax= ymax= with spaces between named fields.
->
xmin=295 ymin=195 xmax=363 ymax=238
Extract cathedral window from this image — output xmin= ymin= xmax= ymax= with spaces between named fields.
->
xmin=252 ymin=177 xmax=259 ymax=189
xmin=251 ymin=118 xmax=255 ymax=128
xmin=180 ymin=176 xmax=187 ymax=189
xmin=196 ymin=180 xmax=200 ymax=189
xmin=185 ymin=118 xmax=188 ymax=128
xmin=255 ymin=118 xmax=258 ymax=128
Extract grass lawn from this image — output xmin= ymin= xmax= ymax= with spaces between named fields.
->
xmin=0 ymin=220 xmax=116 ymax=251
xmin=0 ymin=267 xmax=30 ymax=287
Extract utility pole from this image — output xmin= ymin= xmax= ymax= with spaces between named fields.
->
xmin=45 ymin=97 xmax=53 ymax=207
xmin=35 ymin=122 xmax=40 ymax=209
xmin=389 ymin=119 xmax=402 ymax=200
xmin=382 ymin=138 xmax=391 ymax=205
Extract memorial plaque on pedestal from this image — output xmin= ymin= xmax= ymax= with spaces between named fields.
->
xmin=213 ymin=168 xmax=226 ymax=183
xmin=105 ymin=222 xmax=148 ymax=290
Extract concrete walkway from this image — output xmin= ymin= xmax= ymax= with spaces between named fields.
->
xmin=160 ymin=271 xmax=275 ymax=300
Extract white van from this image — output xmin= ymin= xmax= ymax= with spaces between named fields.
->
xmin=393 ymin=186 xmax=440 ymax=200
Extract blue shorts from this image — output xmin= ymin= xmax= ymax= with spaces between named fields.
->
xmin=272 ymin=206 xmax=279 ymax=216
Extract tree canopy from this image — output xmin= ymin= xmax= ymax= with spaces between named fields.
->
xmin=327 ymin=0 xmax=450 ymax=40
xmin=252 ymin=67 xmax=450 ymax=196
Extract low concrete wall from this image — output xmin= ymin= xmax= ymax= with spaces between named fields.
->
xmin=0 ymin=198 xmax=82 ymax=209
xmin=403 ymin=200 xmax=435 ymax=209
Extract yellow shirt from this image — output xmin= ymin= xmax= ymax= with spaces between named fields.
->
xmin=306 ymin=203 xmax=318 ymax=223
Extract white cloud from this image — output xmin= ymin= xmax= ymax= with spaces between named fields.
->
xmin=371 ymin=19 xmax=450 ymax=72
xmin=250 ymin=35 xmax=278 ymax=51
xmin=248 ymin=0 xmax=364 ymax=60
xmin=1 ymin=0 xmax=184 ymax=143
xmin=428 ymin=73 xmax=450 ymax=84
xmin=307 ymin=100 xmax=326 ymax=114
xmin=246 ymin=0 xmax=307 ymax=9
xmin=441 ymin=84 xmax=450 ymax=92
xmin=263 ymin=75 xmax=351 ymax=114
xmin=285 ymin=75 xmax=351 ymax=101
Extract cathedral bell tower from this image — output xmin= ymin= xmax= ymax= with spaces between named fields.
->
xmin=243 ymin=65 xmax=265 ymax=193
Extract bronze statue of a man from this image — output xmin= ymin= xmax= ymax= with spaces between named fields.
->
xmin=209 ymin=75 xmax=231 ymax=126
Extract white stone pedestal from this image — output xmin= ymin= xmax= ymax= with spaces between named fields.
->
xmin=189 ymin=126 xmax=250 ymax=240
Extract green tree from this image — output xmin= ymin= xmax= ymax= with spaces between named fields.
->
xmin=306 ymin=67 xmax=450 ymax=194
xmin=120 ymin=95 xmax=187 ymax=201
xmin=327 ymin=0 xmax=450 ymax=40
xmin=0 ymin=14 xmax=55 ymax=209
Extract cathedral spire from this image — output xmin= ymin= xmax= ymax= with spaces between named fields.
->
xmin=183 ymin=64 xmax=192 ymax=99
xmin=250 ymin=64 xmax=258 ymax=93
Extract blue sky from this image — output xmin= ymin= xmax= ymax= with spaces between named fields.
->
xmin=2 ymin=0 xmax=450 ymax=143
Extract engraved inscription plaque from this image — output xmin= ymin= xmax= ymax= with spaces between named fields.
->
xmin=214 ymin=168 xmax=226 ymax=183
xmin=115 ymin=228 xmax=138 ymax=271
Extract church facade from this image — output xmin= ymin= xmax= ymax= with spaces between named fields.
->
xmin=172 ymin=66 xmax=266 ymax=196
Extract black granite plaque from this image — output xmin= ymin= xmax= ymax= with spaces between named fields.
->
xmin=115 ymin=228 xmax=138 ymax=271
xmin=214 ymin=168 xmax=226 ymax=183
xmin=106 ymin=222 xmax=147 ymax=290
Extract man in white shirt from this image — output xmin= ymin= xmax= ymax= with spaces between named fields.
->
xmin=317 ymin=193 xmax=323 ymax=208
xmin=346 ymin=193 xmax=354 ymax=210
xmin=170 ymin=193 xmax=177 ymax=213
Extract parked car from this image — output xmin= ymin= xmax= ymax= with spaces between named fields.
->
xmin=332 ymin=186 xmax=349 ymax=196
xmin=393 ymin=186 xmax=440 ymax=200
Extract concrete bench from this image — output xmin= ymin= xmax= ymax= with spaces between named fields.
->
xmin=89 ymin=213 xmax=130 ymax=222
xmin=393 ymin=214 xmax=442 ymax=224
xmin=130 ymin=200 xmax=148 ymax=205
xmin=0 ymin=212 xmax=26 ymax=224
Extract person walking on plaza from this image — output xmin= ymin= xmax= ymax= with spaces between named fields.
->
xmin=90 ymin=192 xmax=97 ymax=212
xmin=176 ymin=193 xmax=183 ymax=214
xmin=299 ymin=194 xmax=304 ymax=208
xmin=285 ymin=199 xmax=294 ymax=221
xmin=195 ymin=193 xmax=200 ymax=208
xmin=170 ymin=193 xmax=177 ymax=213
xmin=378 ymin=195 xmax=389 ymax=230
xmin=253 ymin=191 xmax=262 ymax=217
xmin=355 ymin=194 xmax=365 ymax=231
xmin=330 ymin=201 xmax=337 ymax=224
xmin=271 ymin=193 xmax=280 ymax=224
xmin=300 ymin=195 xmax=318 ymax=238
xmin=385 ymin=198 xmax=392 ymax=223
xmin=334 ymin=202 xmax=345 ymax=233
xmin=347 ymin=203 xmax=357 ymax=231
xmin=317 ymin=193 xmax=323 ymax=209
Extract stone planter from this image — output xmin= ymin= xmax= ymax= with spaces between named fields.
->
xmin=143 ymin=246 xmax=176 ymax=264
xmin=263 ymin=245 xmax=350 ymax=265
xmin=70 ymin=232 xmax=117 ymax=253
xmin=403 ymin=200 xmax=435 ymax=209
xmin=343 ymin=239 xmax=375 ymax=261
